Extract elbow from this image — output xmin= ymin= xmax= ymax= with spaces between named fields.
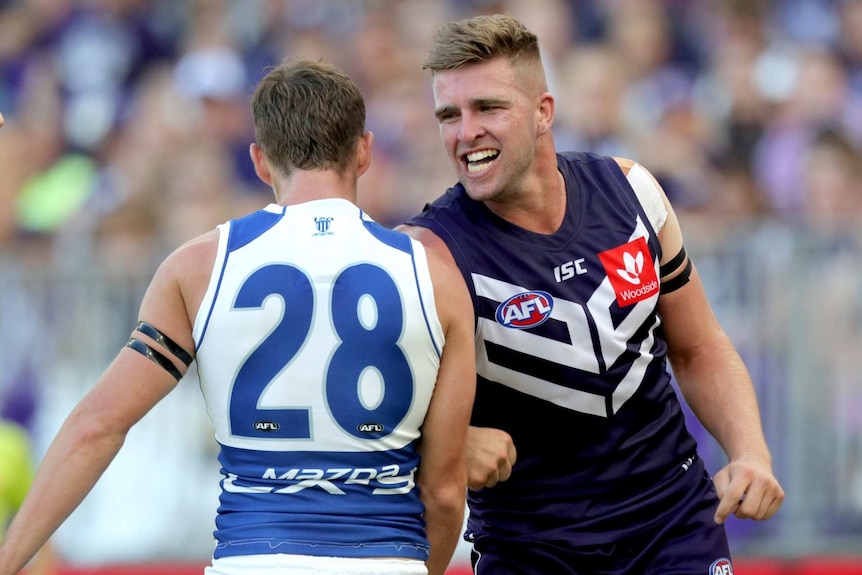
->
xmin=419 ymin=473 xmax=468 ymax=518
xmin=65 ymin=405 xmax=129 ymax=454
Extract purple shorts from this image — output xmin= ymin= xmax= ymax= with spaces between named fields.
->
xmin=470 ymin=468 xmax=732 ymax=575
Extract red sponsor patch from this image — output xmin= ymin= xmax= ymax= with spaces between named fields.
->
xmin=598 ymin=237 xmax=659 ymax=307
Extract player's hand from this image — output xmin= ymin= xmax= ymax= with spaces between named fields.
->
xmin=712 ymin=457 xmax=784 ymax=524
xmin=465 ymin=426 xmax=517 ymax=490
xmin=0 ymin=111 xmax=4 ymax=128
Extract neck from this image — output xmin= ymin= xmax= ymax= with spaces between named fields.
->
xmin=273 ymin=169 xmax=358 ymax=206
xmin=486 ymin=145 xmax=565 ymax=235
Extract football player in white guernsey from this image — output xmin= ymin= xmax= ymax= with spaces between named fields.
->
xmin=0 ymin=60 xmax=475 ymax=575
xmin=402 ymin=13 xmax=784 ymax=575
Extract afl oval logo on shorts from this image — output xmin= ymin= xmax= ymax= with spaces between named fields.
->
xmin=495 ymin=291 xmax=554 ymax=329
xmin=254 ymin=421 xmax=280 ymax=432
xmin=710 ymin=558 xmax=733 ymax=575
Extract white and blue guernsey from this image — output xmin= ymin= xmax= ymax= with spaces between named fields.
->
xmin=193 ymin=198 xmax=444 ymax=561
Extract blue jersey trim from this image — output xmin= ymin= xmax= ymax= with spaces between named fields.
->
xmin=363 ymin=219 xmax=442 ymax=359
xmin=196 ymin=246 xmax=228 ymax=352
xmin=198 ymin=208 xmax=286 ymax=350
xmin=228 ymin=208 xmax=285 ymax=252
xmin=362 ymin=218 xmax=413 ymax=254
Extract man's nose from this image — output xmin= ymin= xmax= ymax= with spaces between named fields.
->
xmin=458 ymin=111 xmax=486 ymax=142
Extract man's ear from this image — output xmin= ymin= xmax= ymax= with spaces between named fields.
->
xmin=249 ymin=143 xmax=273 ymax=186
xmin=537 ymin=92 xmax=555 ymax=136
xmin=356 ymin=131 xmax=374 ymax=177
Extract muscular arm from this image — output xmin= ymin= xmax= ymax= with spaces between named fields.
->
xmin=416 ymin=243 xmax=476 ymax=575
xmin=615 ymin=158 xmax=784 ymax=523
xmin=0 ymin=239 xmax=206 ymax=575
xmin=659 ymin=267 xmax=784 ymax=521
xmin=399 ymin=225 xmax=517 ymax=494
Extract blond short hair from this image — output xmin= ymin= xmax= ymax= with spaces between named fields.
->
xmin=423 ymin=13 xmax=542 ymax=72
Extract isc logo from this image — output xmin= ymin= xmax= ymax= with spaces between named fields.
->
xmin=254 ymin=421 xmax=280 ymax=432
xmin=495 ymin=291 xmax=554 ymax=329
xmin=710 ymin=558 xmax=733 ymax=575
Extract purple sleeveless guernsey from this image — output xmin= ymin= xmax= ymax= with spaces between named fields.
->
xmin=408 ymin=152 xmax=703 ymax=545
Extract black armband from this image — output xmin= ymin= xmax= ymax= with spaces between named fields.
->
xmin=136 ymin=321 xmax=193 ymax=367
xmin=660 ymin=258 xmax=693 ymax=295
xmin=660 ymin=246 xmax=687 ymax=276
xmin=126 ymin=338 xmax=184 ymax=381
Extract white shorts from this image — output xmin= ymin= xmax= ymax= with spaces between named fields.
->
xmin=205 ymin=553 xmax=428 ymax=575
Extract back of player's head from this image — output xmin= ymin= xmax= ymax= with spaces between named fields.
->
xmin=251 ymin=59 xmax=366 ymax=177
xmin=423 ymin=13 xmax=542 ymax=72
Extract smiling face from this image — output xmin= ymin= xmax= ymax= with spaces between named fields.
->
xmin=432 ymin=56 xmax=551 ymax=204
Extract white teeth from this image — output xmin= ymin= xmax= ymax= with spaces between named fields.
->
xmin=466 ymin=150 xmax=498 ymax=162
xmin=468 ymin=161 xmax=494 ymax=173
xmin=465 ymin=150 xmax=499 ymax=174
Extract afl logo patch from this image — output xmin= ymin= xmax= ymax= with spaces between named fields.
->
xmin=254 ymin=421 xmax=280 ymax=432
xmin=495 ymin=291 xmax=554 ymax=329
xmin=710 ymin=558 xmax=733 ymax=575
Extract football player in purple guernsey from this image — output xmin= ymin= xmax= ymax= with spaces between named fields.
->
xmin=401 ymin=13 xmax=784 ymax=575
xmin=0 ymin=60 xmax=476 ymax=575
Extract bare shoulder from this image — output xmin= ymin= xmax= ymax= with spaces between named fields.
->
xmin=609 ymin=157 xmax=684 ymax=266
xmin=423 ymin=242 xmax=463 ymax=292
xmin=612 ymin=156 xmax=667 ymax=201
xmin=612 ymin=156 xmax=668 ymax=197
xmin=166 ymin=229 xmax=219 ymax=272
xmin=140 ymin=228 xmax=220 ymax=338
xmin=397 ymin=223 xmax=442 ymax=246
xmin=397 ymin=224 xmax=455 ymax=266
xmin=612 ymin=156 xmax=637 ymax=175
xmin=406 ymin=227 xmax=472 ymax=334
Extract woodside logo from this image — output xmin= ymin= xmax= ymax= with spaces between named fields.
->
xmin=597 ymin=237 xmax=658 ymax=307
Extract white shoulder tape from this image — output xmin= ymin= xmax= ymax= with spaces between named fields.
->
xmin=626 ymin=163 xmax=668 ymax=233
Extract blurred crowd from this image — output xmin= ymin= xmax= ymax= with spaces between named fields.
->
xmin=2 ymin=0 xmax=862 ymax=560
xmin=0 ymin=0 xmax=861 ymax=268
